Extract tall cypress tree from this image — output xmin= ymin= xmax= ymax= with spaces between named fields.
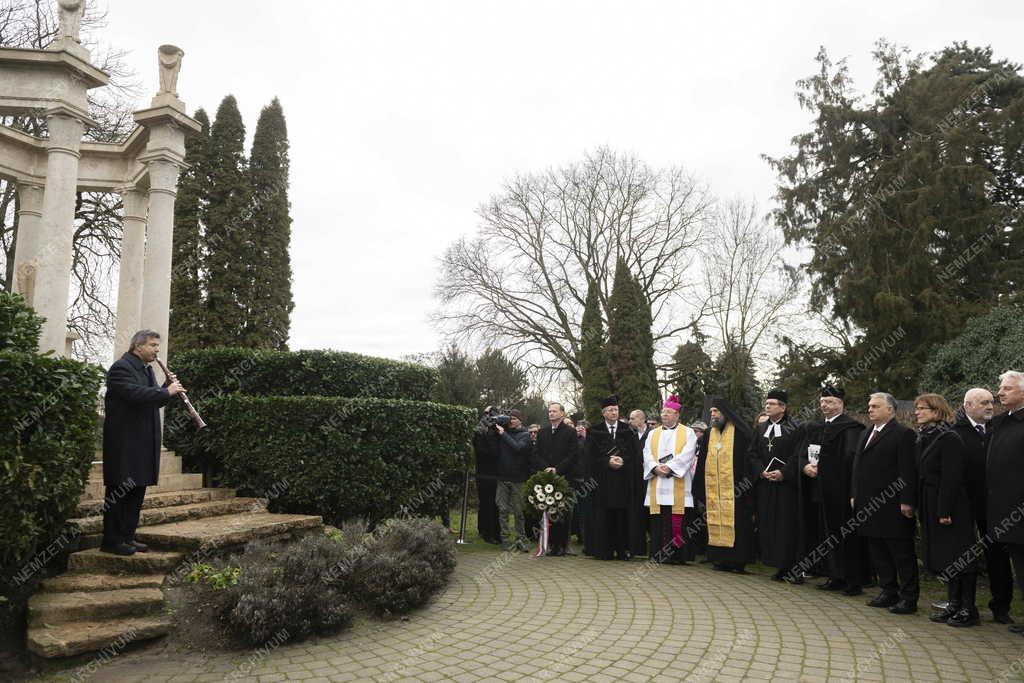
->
xmin=579 ymin=279 xmax=611 ymax=424
xmin=168 ymin=108 xmax=209 ymax=354
xmin=203 ymin=95 xmax=251 ymax=345
xmin=606 ymin=259 xmax=660 ymax=416
xmin=243 ymin=98 xmax=294 ymax=349
xmin=669 ymin=337 xmax=713 ymax=421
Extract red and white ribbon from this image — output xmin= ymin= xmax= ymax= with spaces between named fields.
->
xmin=533 ymin=510 xmax=550 ymax=557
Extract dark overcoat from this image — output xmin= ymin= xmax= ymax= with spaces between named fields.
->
xmin=102 ymin=352 xmax=169 ymax=487
xmin=951 ymin=412 xmax=989 ymax=524
xmin=531 ymin=422 xmax=581 ymax=478
xmin=987 ymin=409 xmax=1024 ymax=545
xmin=851 ymin=420 xmax=917 ymax=539
xmin=585 ymin=420 xmax=646 ymax=557
xmin=916 ymin=424 xmax=977 ymax=574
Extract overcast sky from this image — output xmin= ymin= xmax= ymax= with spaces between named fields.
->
xmin=102 ymin=0 xmax=1024 ymax=360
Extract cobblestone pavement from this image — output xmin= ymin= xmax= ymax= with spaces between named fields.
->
xmin=46 ymin=552 xmax=1024 ymax=682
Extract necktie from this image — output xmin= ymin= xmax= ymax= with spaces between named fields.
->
xmin=610 ymin=425 xmax=616 ymax=438
xmin=145 ymin=364 xmax=156 ymax=386
xmin=866 ymin=429 xmax=879 ymax=447
xmin=975 ymin=424 xmax=985 ymax=437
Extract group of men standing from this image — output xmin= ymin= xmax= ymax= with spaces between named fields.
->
xmin=472 ymin=370 xmax=1024 ymax=635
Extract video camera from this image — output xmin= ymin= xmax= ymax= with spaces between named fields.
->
xmin=481 ymin=406 xmax=513 ymax=429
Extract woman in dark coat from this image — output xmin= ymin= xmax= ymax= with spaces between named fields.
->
xmin=914 ymin=393 xmax=979 ymax=627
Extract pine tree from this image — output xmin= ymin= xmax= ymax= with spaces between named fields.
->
xmin=203 ymin=95 xmax=251 ymax=345
xmin=668 ymin=335 xmax=713 ymax=421
xmin=168 ymin=108 xmax=209 ymax=355
xmin=708 ymin=339 xmax=762 ymax=421
xmin=476 ymin=348 xmax=528 ymax=410
xmin=606 ymin=259 xmax=660 ymax=417
xmin=243 ymin=98 xmax=294 ymax=349
xmin=433 ymin=343 xmax=482 ymax=407
xmin=579 ymin=279 xmax=611 ymax=424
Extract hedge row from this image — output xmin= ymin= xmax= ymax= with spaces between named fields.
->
xmin=189 ymin=395 xmax=474 ymax=525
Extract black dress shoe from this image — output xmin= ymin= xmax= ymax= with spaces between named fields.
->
xmin=993 ymin=612 xmax=1015 ymax=624
xmin=817 ymin=579 xmax=845 ymax=591
xmin=548 ymin=547 xmax=564 ymax=556
xmin=770 ymin=571 xmax=785 ymax=582
xmin=1008 ymin=624 xmax=1024 ymax=634
xmin=100 ymin=542 xmax=136 ymax=556
xmin=930 ymin=603 xmax=961 ymax=623
xmin=947 ymin=608 xmax=980 ymax=627
xmin=843 ymin=585 xmax=864 ymax=596
xmin=129 ymin=540 xmax=150 ymax=553
xmin=889 ymin=600 xmax=918 ymax=615
xmin=867 ymin=593 xmax=899 ymax=608
xmin=712 ymin=563 xmax=730 ymax=572
xmin=783 ymin=574 xmax=804 ymax=585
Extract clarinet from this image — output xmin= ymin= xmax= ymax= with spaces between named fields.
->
xmin=155 ymin=355 xmax=207 ymax=430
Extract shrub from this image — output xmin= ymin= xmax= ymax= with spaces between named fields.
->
xmin=0 ymin=291 xmax=43 ymax=353
xmin=919 ymin=305 xmax=1024 ymax=401
xmin=184 ymin=395 xmax=474 ymax=524
xmin=221 ymin=535 xmax=356 ymax=646
xmin=356 ymin=517 xmax=456 ymax=615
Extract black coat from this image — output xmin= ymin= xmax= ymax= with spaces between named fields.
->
xmin=987 ymin=409 xmax=1024 ymax=545
xmin=102 ymin=352 xmax=170 ymax=487
xmin=532 ymin=423 xmax=582 ymax=479
xmin=851 ymin=420 xmax=917 ymax=539
xmin=585 ymin=421 xmax=646 ymax=556
xmin=951 ymin=412 xmax=989 ymax=523
xmin=916 ymin=424 xmax=977 ymax=574
xmin=750 ymin=415 xmax=803 ymax=569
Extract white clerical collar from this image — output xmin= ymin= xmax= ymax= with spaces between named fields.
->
xmin=764 ymin=420 xmax=782 ymax=438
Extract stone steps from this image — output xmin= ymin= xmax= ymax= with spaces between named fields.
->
xmin=68 ymin=548 xmax=185 ymax=575
xmin=28 ymin=588 xmax=164 ymax=627
xmin=27 ymin=616 xmax=172 ymax=659
xmin=75 ymin=487 xmax=236 ymax=517
xmin=69 ymin=497 xmax=267 ymax=536
xmin=89 ymin=450 xmax=182 ymax=479
xmin=136 ymin=511 xmax=323 ymax=551
xmin=38 ymin=573 xmax=165 ymax=593
xmin=80 ymin=473 xmax=204 ymax=500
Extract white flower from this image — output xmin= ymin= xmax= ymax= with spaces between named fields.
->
xmin=554 ymin=492 xmax=564 ymax=500
xmin=546 ymin=496 xmax=555 ymax=505
xmin=537 ymin=503 xmax=547 ymax=511
xmin=534 ymin=485 xmax=544 ymax=495
xmin=528 ymin=496 xmax=535 ymax=504
xmin=544 ymin=484 xmax=554 ymax=493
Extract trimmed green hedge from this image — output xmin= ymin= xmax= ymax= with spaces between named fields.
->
xmin=920 ymin=305 xmax=1024 ymax=401
xmin=164 ymin=348 xmax=440 ymax=452
xmin=190 ymin=395 xmax=474 ymax=525
xmin=0 ymin=292 xmax=44 ymax=354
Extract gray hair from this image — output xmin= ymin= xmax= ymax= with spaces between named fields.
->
xmin=869 ymin=392 xmax=898 ymax=411
xmin=547 ymin=402 xmax=565 ymax=412
xmin=129 ymin=329 xmax=160 ymax=353
xmin=999 ymin=371 xmax=1024 ymax=388
xmin=629 ymin=409 xmax=646 ymax=420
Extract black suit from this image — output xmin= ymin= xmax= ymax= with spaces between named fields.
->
xmin=586 ymin=421 xmax=646 ymax=560
xmin=953 ymin=413 xmax=1013 ymax=615
xmin=102 ymin=352 xmax=171 ymax=548
xmin=852 ymin=420 xmax=919 ymax=603
xmin=531 ymin=423 xmax=581 ymax=551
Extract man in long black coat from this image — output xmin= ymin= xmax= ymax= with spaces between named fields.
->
xmin=852 ymin=392 xmax=918 ymax=614
xmin=102 ymin=330 xmax=182 ymax=555
xmin=586 ymin=396 xmax=645 ymax=560
xmin=750 ymin=388 xmax=803 ymax=582
xmin=987 ymin=371 xmax=1024 ymax=636
xmin=798 ymin=385 xmax=870 ymax=595
xmin=531 ymin=402 xmax=581 ymax=555
xmin=953 ymin=388 xmax=1013 ymax=623
xmin=473 ymin=409 xmax=501 ymax=545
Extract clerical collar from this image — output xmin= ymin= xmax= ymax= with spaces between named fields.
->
xmin=764 ymin=420 xmax=782 ymax=438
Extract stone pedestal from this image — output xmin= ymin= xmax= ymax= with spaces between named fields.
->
xmin=34 ymin=110 xmax=85 ymax=355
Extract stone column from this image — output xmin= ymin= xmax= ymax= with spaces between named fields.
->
xmin=10 ymin=182 xmax=45 ymax=305
xmin=140 ymin=159 xmax=180 ymax=350
xmin=112 ymin=188 xmax=148 ymax=358
xmin=33 ymin=111 xmax=85 ymax=355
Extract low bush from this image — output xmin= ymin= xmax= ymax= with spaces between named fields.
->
xmin=183 ymin=395 xmax=473 ymax=524
xmin=0 ymin=292 xmax=43 ymax=354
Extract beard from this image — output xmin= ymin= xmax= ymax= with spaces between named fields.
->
xmin=711 ymin=415 xmax=726 ymax=430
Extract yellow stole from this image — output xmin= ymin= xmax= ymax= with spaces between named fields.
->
xmin=648 ymin=426 xmax=687 ymax=516
xmin=705 ymin=422 xmax=736 ymax=547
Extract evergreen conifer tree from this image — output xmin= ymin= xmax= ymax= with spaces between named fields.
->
xmin=606 ymin=259 xmax=660 ymax=417
xmin=579 ymin=279 xmax=612 ymax=424
xmin=244 ymin=98 xmax=294 ymax=349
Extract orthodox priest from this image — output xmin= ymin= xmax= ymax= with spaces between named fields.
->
xmin=586 ymin=396 xmax=645 ymax=560
xmin=798 ymin=385 xmax=869 ymax=595
xmin=642 ymin=394 xmax=698 ymax=564
xmin=699 ymin=396 xmax=757 ymax=573
xmin=750 ymin=389 xmax=804 ymax=582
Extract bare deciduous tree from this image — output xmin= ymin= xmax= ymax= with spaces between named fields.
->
xmin=0 ymin=0 xmax=139 ymax=360
xmin=435 ymin=147 xmax=713 ymax=385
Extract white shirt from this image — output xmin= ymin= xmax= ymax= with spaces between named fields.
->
xmin=642 ymin=425 xmax=698 ymax=508
xmin=763 ymin=419 xmax=783 ymax=438
xmin=967 ymin=416 xmax=985 ymax=433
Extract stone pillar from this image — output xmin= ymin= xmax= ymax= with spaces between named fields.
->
xmin=33 ymin=111 xmax=85 ymax=355
xmin=10 ymin=182 xmax=45 ymax=305
xmin=112 ymin=188 xmax=148 ymax=358
xmin=140 ymin=159 xmax=180 ymax=350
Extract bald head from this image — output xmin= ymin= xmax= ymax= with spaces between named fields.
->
xmin=963 ymin=387 xmax=994 ymax=423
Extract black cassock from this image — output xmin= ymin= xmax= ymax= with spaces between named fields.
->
xmin=698 ymin=408 xmax=757 ymax=570
xmin=585 ymin=421 xmax=646 ymax=560
xmin=798 ymin=414 xmax=870 ymax=586
xmin=750 ymin=414 xmax=803 ymax=571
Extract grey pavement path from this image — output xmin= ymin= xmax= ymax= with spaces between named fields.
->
xmin=43 ymin=552 xmax=1024 ymax=682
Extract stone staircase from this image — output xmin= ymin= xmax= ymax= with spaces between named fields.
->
xmin=26 ymin=450 xmax=323 ymax=659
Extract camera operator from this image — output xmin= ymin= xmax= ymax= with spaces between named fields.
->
xmin=473 ymin=406 xmax=502 ymax=544
xmin=488 ymin=407 xmax=532 ymax=551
